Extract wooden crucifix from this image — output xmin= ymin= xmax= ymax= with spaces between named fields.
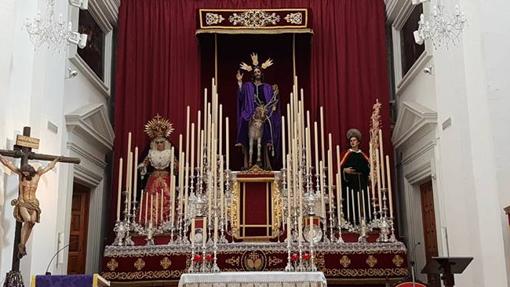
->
xmin=0 ymin=127 xmax=80 ymax=287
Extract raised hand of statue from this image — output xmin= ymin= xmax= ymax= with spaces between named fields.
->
xmin=236 ymin=70 xmax=244 ymax=82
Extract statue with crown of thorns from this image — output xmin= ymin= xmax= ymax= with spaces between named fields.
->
xmin=235 ymin=52 xmax=281 ymax=170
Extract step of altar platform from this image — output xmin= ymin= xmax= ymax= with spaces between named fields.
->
xmin=101 ymin=241 xmax=408 ymax=285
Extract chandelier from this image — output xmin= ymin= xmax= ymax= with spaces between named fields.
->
xmin=25 ymin=0 xmax=88 ymax=51
xmin=412 ymin=0 xmax=467 ymax=49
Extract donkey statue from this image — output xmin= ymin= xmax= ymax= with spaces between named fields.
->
xmin=248 ymin=105 xmax=268 ymax=167
xmin=247 ymin=93 xmax=279 ymax=168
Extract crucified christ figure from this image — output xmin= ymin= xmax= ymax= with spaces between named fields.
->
xmin=0 ymin=154 xmax=60 ymax=258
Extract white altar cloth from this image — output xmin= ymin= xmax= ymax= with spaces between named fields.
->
xmin=179 ymin=272 xmax=327 ymax=287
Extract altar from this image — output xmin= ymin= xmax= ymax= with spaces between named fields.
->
xmin=102 ymin=241 xmax=407 ymax=285
xmin=178 ymin=272 xmax=327 ymax=287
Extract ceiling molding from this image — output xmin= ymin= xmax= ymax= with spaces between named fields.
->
xmin=65 ymin=103 xmax=115 ymax=153
xmin=392 ymin=101 xmax=437 ymax=149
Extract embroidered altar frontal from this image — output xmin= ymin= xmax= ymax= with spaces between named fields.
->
xmin=102 ymin=242 xmax=408 ymax=283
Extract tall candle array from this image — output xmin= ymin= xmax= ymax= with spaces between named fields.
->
xmin=111 ymin=81 xmax=398 ymax=252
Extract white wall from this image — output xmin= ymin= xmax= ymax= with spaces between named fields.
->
xmin=388 ymin=0 xmax=510 ymax=286
xmin=0 ymin=0 xmax=117 ymax=285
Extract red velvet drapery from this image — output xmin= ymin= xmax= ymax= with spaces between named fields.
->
xmin=113 ymin=0 xmax=390 ymax=225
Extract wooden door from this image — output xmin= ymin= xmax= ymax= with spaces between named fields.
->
xmin=67 ymin=182 xmax=90 ymax=274
xmin=420 ymin=180 xmax=440 ymax=287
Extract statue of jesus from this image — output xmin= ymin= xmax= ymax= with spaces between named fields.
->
xmin=0 ymin=154 xmax=60 ymax=258
xmin=236 ymin=52 xmax=281 ymax=170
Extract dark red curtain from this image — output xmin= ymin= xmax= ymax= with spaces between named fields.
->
xmin=113 ymin=0 xmax=390 ymax=225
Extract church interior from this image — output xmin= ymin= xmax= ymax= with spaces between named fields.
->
xmin=1 ymin=0 xmax=510 ymax=287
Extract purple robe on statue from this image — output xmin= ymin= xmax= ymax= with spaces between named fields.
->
xmin=236 ymin=81 xmax=281 ymax=164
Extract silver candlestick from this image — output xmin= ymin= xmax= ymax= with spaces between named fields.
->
xmin=377 ymin=216 xmax=390 ymax=243
xmin=357 ymin=217 xmax=368 ymax=243
xmin=112 ymin=220 xmax=126 ymax=246
xmin=145 ymin=221 xmax=156 ymax=246
xmin=308 ymin=224 xmax=317 ymax=271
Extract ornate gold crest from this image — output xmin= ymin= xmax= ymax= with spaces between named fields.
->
xmin=339 ymin=255 xmax=351 ymax=268
xmin=366 ymin=255 xmax=378 ymax=268
xmin=160 ymin=257 xmax=172 ymax=269
xmin=392 ymin=255 xmax=404 ymax=267
xmin=144 ymin=114 xmax=174 ymax=139
xmin=106 ymin=258 xmax=118 ymax=271
xmin=242 ymin=251 xmax=266 ymax=271
xmin=134 ymin=258 xmax=146 ymax=271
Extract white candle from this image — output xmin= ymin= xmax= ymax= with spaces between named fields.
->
xmin=319 ymin=160 xmax=325 ymax=218
xmin=286 ymin=155 xmax=291 ymax=214
xmin=155 ymin=191 xmax=159 ymax=224
xmin=127 ymin=132 xmax=132 ymax=154
xmin=171 ymin=175 xmax=176 ymax=225
xmin=144 ymin=192 xmax=148 ymax=224
xmin=346 ymin=188 xmax=350 ymax=222
xmin=336 ymin=173 xmax=341 ymax=223
xmin=207 ymin=104 xmax=211 ymax=161
xmin=328 ymin=148 xmax=333 ymax=216
xmin=160 ymin=189 xmax=164 ymax=222
xmin=214 ymin=214 xmax=218 ymax=243
xmin=367 ymin=188 xmax=372 ymax=220
xmin=298 ymin=214 xmax=302 ymax=245
xmin=351 ymin=189 xmax=355 ymax=223
xmin=361 ymin=188 xmax=366 ymax=219
xmin=220 ymin=157 xmax=224 ymax=221
xmin=314 ymin=122 xmax=319 ymax=173
xmin=282 ymin=116 xmax=286 ymax=169
xmin=376 ymin=149 xmax=382 ymax=215
xmin=185 ymin=108 xmax=191 ymax=219
xmin=379 ymin=129 xmax=386 ymax=188
xmin=178 ymin=135 xmax=183 ymax=217
xmin=138 ymin=189 xmax=144 ymax=223
xmin=336 ymin=145 xmax=342 ymax=222
xmin=357 ymin=192 xmax=361 ymax=224
xmin=170 ymin=147 xmax=175 ymax=225
xmin=184 ymin=158 xmax=189 ymax=218
xmin=287 ymin=110 xmax=292 ymax=154
xmin=126 ymin=152 xmax=133 ymax=214
xmin=298 ymin=159 xmax=303 ymax=220
xmin=212 ymin=134 xmax=217 ymax=209
xmin=203 ymin=89 xmax=207 ymax=135
xmin=186 ymin=106 xmax=190 ymax=166
xmin=197 ymin=110 xmax=201 ymax=167
xmin=150 ymin=193 xmax=154 ymax=224
xmin=305 ymin=127 xmax=311 ymax=168
xmin=300 ymin=100 xmax=305 ymax=147
xmin=306 ymin=111 xmax=311 ymax=165
xmin=191 ymin=218 xmax=195 ymax=243
xmin=191 ymin=123 xmax=195 ymax=182
xmin=287 ymin=215 xmax=291 ymax=242
xmin=226 ymin=117 xmax=230 ymax=171
xmin=386 ymin=155 xmax=394 ymax=218
xmin=200 ymin=131 xmax=204 ymax=174
xmin=320 ymin=107 xmax=325 ymax=164
xmin=133 ymin=147 xmax=139 ymax=204
xmin=116 ymin=157 xmax=123 ymax=221
xmin=180 ymin=152 xmax=185 ymax=218
xmin=369 ymin=142 xmax=376 ymax=214
xmin=293 ymin=138 xmax=298 ymax=210
xmin=219 ymin=105 xmax=223 ymax=157
xmin=203 ymin=217 xmax=208 ymax=246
